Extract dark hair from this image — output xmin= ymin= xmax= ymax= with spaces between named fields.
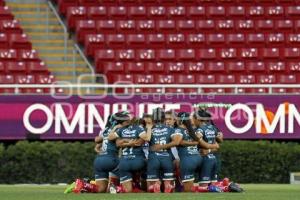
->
xmin=152 ymin=108 xmax=165 ymax=123
xmin=194 ymin=109 xmax=211 ymax=121
xmin=114 ymin=111 xmax=130 ymax=125
xmin=178 ymin=112 xmax=198 ymax=141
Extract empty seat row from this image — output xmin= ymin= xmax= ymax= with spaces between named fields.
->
xmin=0 ymin=74 xmax=55 ymax=84
xmin=75 ymin=19 xmax=300 ymax=42
xmin=93 ymin=48 xmax=300 ymax=64
xmin=0 ymin=33 xmax=32 ymax=49
xmin=57 ymin=0 xmax=300 ymax=14
xmin=109 ymin=74 xmax=299 ymax=84
xmin=0 ymin=49 xmax=42 ymax=61
xmin=0 ymin=19 xmax=22 ymax=34
xmin=96 ymin=61 xmax=300 ymax=74
xmin=123 ymin=87 xmax=300 ymax=94
xmin=67 ymin=5 xmax=300 ymax=25
xmin=0 ymin=61 xmax=49 ymax=74
xmin=85 ymin=33 xmax=300 ymax=55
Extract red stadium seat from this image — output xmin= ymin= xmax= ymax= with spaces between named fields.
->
xmin=9 ymin=33 xmax=32 ymax=49
xmin=127 ymin=34 xmax=146 ymax=47
xmin=88 ymin=6 xmax=107 ymax=20
xmin=226 ymin=61 xmax=246 ymax=72
xmin=125 ymin=62 xmax=145 ymax=73
xmin=0 ymin=19 xmax=22 ymax=34
xmin=19 ymin=49 xmax=39 ymax=61
xmin=6 ymin=61 xmax=26 ymax=73
xmin=109 ymin=6 xmax=127 ymax=18
xmin=177 ymin=74 xmax=195 ymax=84
xmin=116 ymin=49 xmax=135 ymax=61
xmin=100 ymin=62 xmax=124 ymax=73
xmin=177 ymin=49 xmax=195 ymax=60
xmin=187 ymin=6 xmax=205 ymax=18
xmin=84 ymin=34 xmax=105 ymax=57
xmin=146 ymin=62 xmax=165 ymax=73
xmin=107 ymin=34 xmax=126 ymax=47
xmin=247 ymin=61 xmax=266 ymax=72
xmin=187 ymin=62 xmax=205 ymax=74
xmin=279 ymin=75 xmax=297 ymax=84
xmin=58 ymin=0 xmax=78 ymax=15
xmin=197 ymin=74 xmax=216 ymax=84
xmin=0 ymin=6 xmax=13 ymax=20
xmin=157 ymin=49 xmax=176 ymax=60
xmin=166 ymin=62 xmax=185 ymax=73
xmin=0 ymin=33 xmax=8 ymax=48
xmin=0 ymin=49 xmax=17 ymax=61
xmin=138 ymin=49 xmax=155 ymax=61
xmin=0 ymin=74 xmax=14 ymax=84
xmin=134 ymin=74 xmax=154 ymax=84
xmin=154 ymin=74 xmax=175 ymax=84
xmin=27 ymin=61 xmax=49 ymax=73
xmin=97 ymin=20 xmax=116 ymax=33
xmin=128 ymin=6 xmax=147 ymax=19
xmin=117 ymin=20 xmax=136 ymax=33
xmin=258 ymin=75 xmax=276 ymax=84
xmin=76 ymin=20 xmax=96 ymax=43
xmin=67 ymin=7 xmax=87 ymax=31
xmin=138 ymin=20 xmax=155 ymax=32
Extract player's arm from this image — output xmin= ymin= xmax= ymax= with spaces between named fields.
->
xmin=216 ymin=132 xmax=224 ymax=143
xmin=94 ymin=135 xmax=103 ymax=144
xmin=180 ymin=139 xmax=199 ymax=146
xmin=151 ymin=133 xmax=182 ymax=151
xmin=116 ymin=138 xmax=137 ymax=148
xmin=108 ymin=124 xmax=122 ymax=141
xmin=140 ymin=124 xmax=152 ymax=142
xmin=195 ymin=129 xmax=219 ymax=150
xmin=139 ymin=126 xmax=151 ymax=142
xmin=198 ymin=138 xmax=219 ymax=150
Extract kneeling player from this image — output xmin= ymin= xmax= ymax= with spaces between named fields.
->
xmin=146 ymin=108 xmax=181 ymax=193
xmin=94 ymin=113 xmax=121 ymax=192
xmin=108 ymin=112 xmax=150 ymax=193
xmin=176 ymin=112 xmax=219 ymax=192
xmin=194 ymin=110 xmax=221 ymax=188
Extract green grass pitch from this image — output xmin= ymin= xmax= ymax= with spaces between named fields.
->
xmin=0 ymin=184 xmax=299 ymax=200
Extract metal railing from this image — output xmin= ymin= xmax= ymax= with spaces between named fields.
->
xmin=73 ymin=44 xmax=95 ymax=75
xmin=47 ymin=0 xmax=67 ymax=61
xmin=0 ymin=84 xmax=300 ymax=95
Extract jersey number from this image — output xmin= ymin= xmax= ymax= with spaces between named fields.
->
xmin=122 ymin=147 xmax=133 ymax=156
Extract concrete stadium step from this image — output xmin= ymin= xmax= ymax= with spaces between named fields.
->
xmin=29 ymin=32 xmax=66 ymax=40
xmin=7 ymin=0 xmax=93 ymax=83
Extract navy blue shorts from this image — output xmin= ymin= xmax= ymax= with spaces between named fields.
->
xmin=180 ymin=154 xmax=202 ymax=182
xmin=94 ymin=154 xmax=119 ymax=181
xmin=119 ymin=156 xmax=146 ymax=183
xmin=199 ymin=154 xmax=217 ymax=184
xmin=147 ymin=154 xmax=174 ymax=181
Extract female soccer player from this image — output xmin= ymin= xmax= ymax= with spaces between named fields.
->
xmin=93 ymin=113 xmax=120 ymax=192
xmin=176 ymin=112 xmax=219 ymax=192
xmin=146 ymin=108 xmax=181 ymax=193
xmin=108 ymin=112 xmax=150 ymax=193
xmin=193 ymin=110 xmax=221 ymax=187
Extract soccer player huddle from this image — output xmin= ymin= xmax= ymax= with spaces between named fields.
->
xmin=67 ymin=108 xmax=243 ymax=194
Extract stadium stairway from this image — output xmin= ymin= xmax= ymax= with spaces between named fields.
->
xmin=5 ymin=0 xmax=93 ymax=83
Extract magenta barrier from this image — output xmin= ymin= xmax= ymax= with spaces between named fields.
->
xmin=0 ymin=95 xmax=299 ymax=140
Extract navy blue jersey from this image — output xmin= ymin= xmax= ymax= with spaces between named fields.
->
xmin=149 ymin=123 xmax=176 ymax=156
xmin=176 ymin=127 xmax=199 ymax=157
xmin=99 ymin=127 xmax=118 ymax=156
xmin=116 ymin=125 xmax=146 ymax=158
xmin=196 ymin=124 xmax=219 ymax=144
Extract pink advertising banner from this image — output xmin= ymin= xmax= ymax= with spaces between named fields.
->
xmin=0 ymin=95 xmax=299 ymax=140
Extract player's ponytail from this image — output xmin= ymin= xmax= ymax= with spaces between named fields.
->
xmin=178 ymin=112 xmax=199 ymax=141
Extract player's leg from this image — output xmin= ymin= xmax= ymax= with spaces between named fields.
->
xmin=94 ymin=156 xmax=118 ymax=192
xmin=161 ymin=156 xmax=175 ymax=193
xmin=210 ymin=158 xmax=218 ymax=184
xmin=199 ymin=156 xmax=213 ymax=187
xmin=119 ymin=158 xmax=133 ymax=193
xmin=180 ymin=156 xmax=200 ymax=192
xmin=146 ymin=155 xmax=161 ymax=192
